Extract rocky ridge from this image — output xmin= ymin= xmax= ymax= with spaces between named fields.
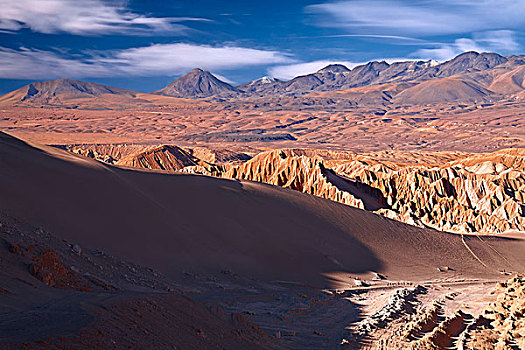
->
xmin=183 ymin=149 xmax=373 ymax=210
xmin=464 ymin=275 xmax=525 ymax=349
xmin=184 ymin=148 xmax=525 ymax=234
xmin=116 ymin=145 xmax=202 ymax=171
xmin=344 ymin=276 xmax=525 ymax=349
xmin=59 ymin=144 xmax=525 ymax=235
xmin=63 ymin=144 xmax=253 ymax=168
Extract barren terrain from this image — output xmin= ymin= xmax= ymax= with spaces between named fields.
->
xmin=1 ymin=132 xmax=524 ymax=349
xmin=1 ymin=51 xmax=524 ymax=349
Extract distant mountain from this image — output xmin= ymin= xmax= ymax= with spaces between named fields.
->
xmin=154 ymin=68 xmax=241 ymax=98
xmin=344 ymin=61 xmax=391 ymax=86
xmin=244 ymin=76 xmax=280 ymax=86
xmin=238 ymin=76 xmax=279 ymax=88
xmin=393 ymin=77 xmax=494 ymax=104
xmin=317 ymin=64 xmax=351 ymax=74
xmin=433 ymin=51 xmax=508 ymax=77
xmin=237 ymin=76 xmax=281 ymax=96
xmin=284 ymin=74 xmax=324 ymax=93
xmin=489 ymin=65 xmax=525 ymax=95
xmin=0 ymin=79 xmax=136 ymax=105
xmin=246 ymin=52 xmax=510 ymax=97
xmin=245 ymin=60 xmax=436 ymax=96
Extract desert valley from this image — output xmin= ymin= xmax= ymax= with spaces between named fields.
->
xmin=1 ymin=48 xmax=525 ymax=350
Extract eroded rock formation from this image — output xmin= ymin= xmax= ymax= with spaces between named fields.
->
xmin=63 ymin=144 xmax=525 ymax=235
xmin=332 ymin=149 xmax=525 ymax=233
xmin=183 ymin=150 xmax=376 ymax=210
xmin=116 ymin=145 xmax=201 ymax=171
xmin=184 ymin=148 xmax=524 ymax=234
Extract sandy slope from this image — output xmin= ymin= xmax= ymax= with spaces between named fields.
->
xmin=0 ymin=132 xmax=524 ymax=287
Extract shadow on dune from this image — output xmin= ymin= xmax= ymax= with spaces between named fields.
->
xmin=324 ymin=167 xmax=389 ymax=211
xmin=2 ymin=131 xmax=524 ymax=288
xmin=0 ymin=131 xmax=382 ymax=287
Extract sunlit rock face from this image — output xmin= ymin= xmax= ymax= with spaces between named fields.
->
xmin=185 ymin=148 xmax=525 ymax=235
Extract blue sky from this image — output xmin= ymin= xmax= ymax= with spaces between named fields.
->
xmin=0 ymin=0 xmax=524 ymax=94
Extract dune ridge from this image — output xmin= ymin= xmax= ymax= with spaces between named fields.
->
xmin=1 ymin=131 xmax=524 ymax=287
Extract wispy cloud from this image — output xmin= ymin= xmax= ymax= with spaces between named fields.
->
xmin=0 ymin=47 xmax=112 ymax=79
xmin=473 ymin=30 xmax=521 ymax=52
xmin=268 ymin=60 xmax=357 ymax=80
xmin=293 ymin=34 xmax=428 ymax=44
xmin=412 ymin=31 xmax=521 ymax=61
xmin=101 ymin=44 xmax=294 ymax=75
xmin=211 ymin=73 xmax=236 ymax=85
xmin=0 ymin=0 xmax=208 ymax=35
xmin=0 ymin=44 xmax=294 ymax=79
xmin=307 ymin=1 xmax=525 ymax=37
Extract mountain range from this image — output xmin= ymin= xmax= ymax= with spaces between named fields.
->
xmin=1 ymin=51 xmax=525 ymax=107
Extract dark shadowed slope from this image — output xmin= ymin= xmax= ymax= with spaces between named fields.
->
xmin=0 ymin=132 xmax=523 ymax=287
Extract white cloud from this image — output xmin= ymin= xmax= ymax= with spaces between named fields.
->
xmin=0 ymin=0 xmax=207 ymax=35
xmin=0 ymin=44 xmax=294 ymax=79
xmin=102 ymin=44 xmax=294 ymax=75
xmin=268 ymin=60 xmax=356 ymax=80
xmin=473 ymin=30 xmax=521 ymax=52
xmin=297 ymin=34 xmax=427 ymax=43
xmin=0 ymin=47 xmax=112 ymax=79
xmin=307 ymin=1 xmax=525 ymax=37
xmin=412 ymin=31 xmax=521 ymax=61
xmin=212 ymin=73 xmax=236 ymax=85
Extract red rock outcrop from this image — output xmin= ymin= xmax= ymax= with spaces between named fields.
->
xmin=116 ymin=145 xmax=201 ymax=171
xmin=29 ymin=249 xmax=92 ymax=292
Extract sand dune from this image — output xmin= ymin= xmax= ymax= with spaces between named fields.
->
xmin=1 ymin=132 xmax=524 ymax=287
